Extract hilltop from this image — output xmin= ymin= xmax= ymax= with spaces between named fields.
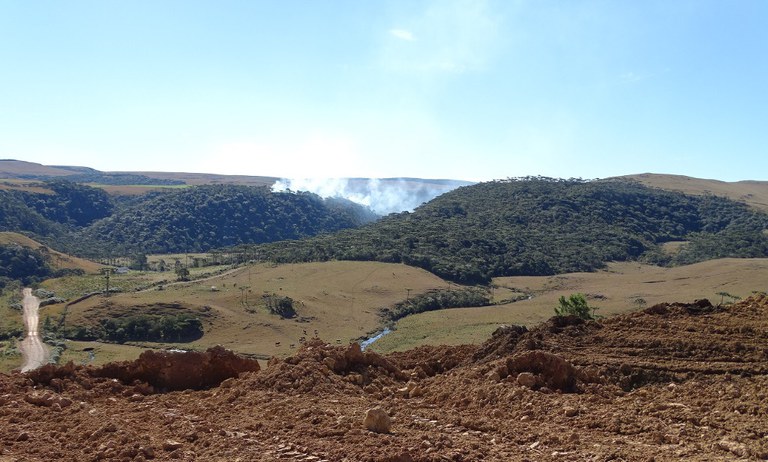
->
xmin=620 ymin=173 xmax=768 ymax=213
xmin=0 ymin=160 xmax=469 ymax=206
xmin=0 ymin=159 xmax=276 ymax=188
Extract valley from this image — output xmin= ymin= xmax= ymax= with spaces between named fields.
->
xmin=3 ymin=256 xmax=765 ymax=372
xmin=1 ymin=161 xmax=768 ymax=459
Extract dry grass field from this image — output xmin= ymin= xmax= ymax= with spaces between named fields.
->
xmin=84 ymin=184 xmax=190 ymax=195
xmin=621 ymin=173 xmax=768 ymax=212
xmin=0 ymin=179 xmax=54 ymax=194
xmin=0 ymin=160 xmax=74 ymax=178
xmin=50 ymin=257 xmax=768 ymax=365
xmin=371 ymin=258 xmax=768 ymax=353
xmin=121 ymin=171 xmax=278 ymax=186
xmin=57 ymin=340 xmax=151 ymax=367
xmin=62 ymin=261 xmax=449 ymax=361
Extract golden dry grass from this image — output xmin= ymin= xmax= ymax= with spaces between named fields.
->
xmin=58 ymin=340 xmax=150 ymax=367
xmin=85 ymin=184 xmax=190 ymax=195
xmin=371 ymin=258 xmax=768 ymax=353
xmin=63 ymin=261 xmax=450 ymax=360
xmin=620 ymin=173 xmax=768 ymax=212
xmin=0 ymin=179 xmax=53 ymax=194
xmin=11 ymin=257 xmax=768 ymax=368
xmin=0 ymin=160 xmax=74 ymax=178
xmin=122 ymin=171 xmax=278 ymax=186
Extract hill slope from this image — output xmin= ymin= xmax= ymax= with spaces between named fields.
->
xmin=0 ymin=177 xmax=378 ymax=259
xmin=79 ymin=185 xmax=378 ymax=256
xmin=620 ymin=173 xmax=768 ymax=212
xmin=256 ymin=177 xmax=768 ymax=283
xmin=0 ymin=232 xmax=102 ymax=274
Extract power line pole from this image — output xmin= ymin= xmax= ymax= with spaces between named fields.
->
xmin=101 ymin=268 xmax=112 ymax=297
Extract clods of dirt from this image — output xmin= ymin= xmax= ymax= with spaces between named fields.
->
xmin=2 ymin=295 xmax=768 ymax=461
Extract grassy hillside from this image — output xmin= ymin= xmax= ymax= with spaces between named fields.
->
xmin=255 ymin=177 xmax=768 ymax=283
xmin=28 ymin=257 xmax=768 ymax=369
xmin=57 ymin=261 xmax=449 ymax=360
xmin=621 ymin=173 xmax=768 ymax=213
xmin=0 ymin=159 xmax=76 ymax=177
xmin=372 ymin=258 xmax=768 ymax=353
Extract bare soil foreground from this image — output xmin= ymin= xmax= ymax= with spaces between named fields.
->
xmin=2 ymin=296 xmax=768 ymax=461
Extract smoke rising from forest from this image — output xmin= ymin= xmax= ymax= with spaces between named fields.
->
xmin=272 ymin=178 xmax=472 ymax=215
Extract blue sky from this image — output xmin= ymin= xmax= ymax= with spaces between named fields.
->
xmin=1 ymin=0 xmax=766 ymax=181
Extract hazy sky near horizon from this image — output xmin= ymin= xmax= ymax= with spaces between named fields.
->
xmin=1 ymin=1 xmax=766 ymax=182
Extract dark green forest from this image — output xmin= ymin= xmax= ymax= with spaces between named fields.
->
xmin=1 ymin=181 xmax=377 ymax=258
xmin=0 ymin=244 xmax=52 ymax=289
xmin=251 ymin=178 xmax=768 ymax=284
xmin=0 ymin=244 xmax=83 ymax=290
xmin=62 ymin=314 xmax=204 ymax=343
xmin=79 ymin=185 xmax=377 ymax=256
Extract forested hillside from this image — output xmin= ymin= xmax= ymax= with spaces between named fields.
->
xmin=0 ymin=244 xmax=53 ymax=289
xmin=78 ymin=185 xmax=377 ymax=256
xmin=253 ymin=177 xmax=768 ymax=284
xmin=1 ymin=181 xmax=377 ymax=259
xmin=0 ymin=180 xmax=112 ymax=237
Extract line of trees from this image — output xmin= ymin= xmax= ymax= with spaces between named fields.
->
xmin=64 ymin=314 xmax=204 ymax=343
xmin=381 ymin=287 xmax=492 ymax=322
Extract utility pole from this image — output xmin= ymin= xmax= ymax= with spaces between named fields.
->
xmin=101 ymin=268 xmax=113 ymax=297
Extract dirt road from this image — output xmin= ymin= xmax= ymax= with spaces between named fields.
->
xmin=19 ymin=288 xmax=49 ymax=372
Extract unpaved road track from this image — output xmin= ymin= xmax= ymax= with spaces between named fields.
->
xmin=19 ymin=288 xmax=49 ymax=372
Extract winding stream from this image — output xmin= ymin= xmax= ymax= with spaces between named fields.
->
xmin=360 ymin=328 xmax=391 ymax=350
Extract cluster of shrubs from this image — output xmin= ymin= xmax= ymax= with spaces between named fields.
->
xmin=382 ymin=287 xmax=491 ymax=322
xmin=64 ymin=314 xmax=204 ymax=343
xmin=261 ymin=293 xmax=296 ymax=318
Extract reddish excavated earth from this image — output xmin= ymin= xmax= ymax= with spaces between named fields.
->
xmin=2 ymin=296 xmax=768 ymax=461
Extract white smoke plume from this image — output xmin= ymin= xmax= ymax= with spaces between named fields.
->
xmin=272 ymin=177 xmax=472 ymax=215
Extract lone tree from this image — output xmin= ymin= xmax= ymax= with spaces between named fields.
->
xmin=175 ymin=266 xmax=190 ymax=282
xmin=554 ymin=293 xmax=598 ymax=320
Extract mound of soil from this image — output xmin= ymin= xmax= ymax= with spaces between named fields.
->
xmin=2 ymin=296 xmax=768 ymax=461
xmin=95 ymin=346 xmax=260 ymax=391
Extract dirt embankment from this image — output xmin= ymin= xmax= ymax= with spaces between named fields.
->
xmin=1 ymin=295 xmax=768 ymax=461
